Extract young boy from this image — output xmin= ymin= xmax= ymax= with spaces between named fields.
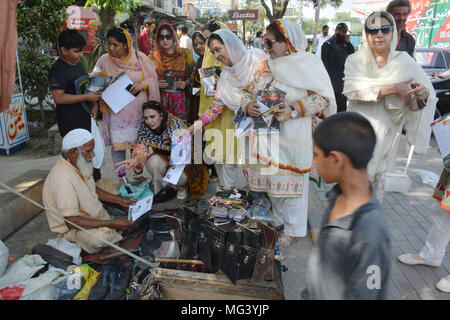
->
xmin=49 ymin=29 xmax=101 ymax=179
xmin=302 ymin=112 xmax=391 ymax=300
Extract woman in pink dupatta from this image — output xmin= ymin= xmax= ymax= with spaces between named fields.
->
xmin=90 ymin=27 xmax=160 ymax=176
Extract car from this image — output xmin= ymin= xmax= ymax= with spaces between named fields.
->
xmin=414 ymin=48 xmax=450 ymax=119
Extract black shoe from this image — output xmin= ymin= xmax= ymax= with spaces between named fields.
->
xmin=153 ymin=188 xmax=177 ymax=204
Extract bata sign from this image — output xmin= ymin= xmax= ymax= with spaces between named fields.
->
xmin=228 ymin=9 xmax=259 ymax=20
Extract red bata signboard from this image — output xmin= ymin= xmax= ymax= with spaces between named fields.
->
xmin=228 ymin=9 xmax=259 ymax=20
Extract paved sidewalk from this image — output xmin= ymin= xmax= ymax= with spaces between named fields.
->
xmin=0 ymin=133 xmax=449 ymax=299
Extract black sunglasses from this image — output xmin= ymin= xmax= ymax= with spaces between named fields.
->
xmin=264 ymin=38 xmax=276 ymax=49
xmin=365 ymin=25 xmax=394 ymax=35
xmin=157 ymin=34 xmax=172 ymax=41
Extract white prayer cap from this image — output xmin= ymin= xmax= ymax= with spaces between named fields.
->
xmin=62 ymin=128 xmax=94 ymax=151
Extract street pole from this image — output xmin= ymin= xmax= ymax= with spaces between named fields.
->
xmin=312 ymin=0 xmax=321 ymax=50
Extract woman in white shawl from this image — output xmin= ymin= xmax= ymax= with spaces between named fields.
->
xmin=184 ymin=29 xmax=267 ymax=191
xmin=241 ymin=19 xmax=336 ymax=248
xmin=343 ymin=11 xmax=437 ymax=200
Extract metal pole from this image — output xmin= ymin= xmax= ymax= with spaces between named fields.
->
xmin=312 ymin=0 xmax=321 ymax=50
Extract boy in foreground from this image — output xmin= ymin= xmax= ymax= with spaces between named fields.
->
xmin=302 ymin=112 xmax=391 ymax=299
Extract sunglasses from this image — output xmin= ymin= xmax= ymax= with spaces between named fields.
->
xmin=264 ymin=38 xmax=276 ymax=49
xmin=158 ymin=34 xmax=172 ymax=41
xmin=365 ymin=25 xmax=394 ymax=35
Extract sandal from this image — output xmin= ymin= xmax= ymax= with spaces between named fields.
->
xmin=278 ymin=233 xmax=299 ymax=249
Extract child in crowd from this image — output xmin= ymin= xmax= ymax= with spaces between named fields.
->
xmin=48 ymin=29 xmax=101 ymax=180
xmin=302 ymin=112 xmax=391 ymax=299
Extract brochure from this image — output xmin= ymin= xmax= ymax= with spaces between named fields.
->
xmin=170 ymin=134 xmax=192 ymax=165
xmin=431 ymin=112 xmax=450 ymax=167
xmin=128 ymin=194 xmax=154 ymax=222
xmin=162 ymin=164 xmax=187 ymax=185
xmin=101 ymin=72 xmax=136 ymax=114
xmin=253 ymin=86 xmax=287 ymax=134
xmin=164 ymin=69 xmax=185 ymax=93
xmin=232 ymin=107 xmax=253 ymax=138
xmin=199 ymin=66 xmax=220 ymax=97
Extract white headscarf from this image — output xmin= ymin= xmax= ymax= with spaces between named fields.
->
xmin=62 ymin=129 xmax=93 ymax=151
xmin=266 ymin=19 xmax=337 ymax=116
xmin=212 ymin=29 xmax=267 ymax=111
xmin=343 ymin=11 xmax=437 ymax=153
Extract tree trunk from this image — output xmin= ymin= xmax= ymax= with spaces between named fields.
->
xmin=38 ymin=98 xmax=45 ymax=128
xmin=97 ymin=7 xmax=116 ymax=47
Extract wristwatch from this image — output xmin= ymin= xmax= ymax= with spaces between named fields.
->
xmin=289 ymin=105 xmax=298 ymax=119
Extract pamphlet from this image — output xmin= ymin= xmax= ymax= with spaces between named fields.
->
xmin=164 ymin=69 xmax=185 ymax=93
xmin=431 ymin=113 xmax=450 ymax=167
xmin=232 ymin=107 xmax=252 ymax=138
xmin=253 ymin=86 xmax=286 ymax=134
xmin=199 ymin=67 xmax=220 ymax=96
xmin=86 ymin=76 xmax=112 ymax=94
xmin=128 ymin=194 xmax=154 ymax=222
xmin=170 ymin=134 xmax=192 ymax=165
xmin=101 ymin=72 xmax=136 ymax=114
xmin=162 ymin=164 xmax=187 ymax=185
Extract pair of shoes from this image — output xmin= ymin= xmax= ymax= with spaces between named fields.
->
xmin=397 ymin=253 xmax=440 ymax=267
xmin=177 ymin=187 xmax=188 ymax=200
xmin=436 ymin=277 xmax=450 ymax=293
xmin=277 ymin=233 xmax=299 ymax=249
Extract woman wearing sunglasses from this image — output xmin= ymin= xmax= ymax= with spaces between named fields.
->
xmin=240 ymin=19 xmax=336 ymax=249
xmin=343 ymin=11 xmax=437 ymax=200
xmin=150 ymin=23 xmax=195 ymax=121
xmin=183 ymin=29 xmax=266 ymax=192
xmin=90 ymin=27 xmax=160 ymax=179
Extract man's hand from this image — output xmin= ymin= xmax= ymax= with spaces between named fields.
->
xmin=110 ymin=217 xmax=134 ymax=232
xmin=115 ymin=196 xmax=137 ymax=211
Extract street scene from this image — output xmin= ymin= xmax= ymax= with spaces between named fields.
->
xmin=0 ymin=0 xmax=449 ymax=303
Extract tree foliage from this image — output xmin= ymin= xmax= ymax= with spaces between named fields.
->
xmin=259 ymin=0 xmax=290 ymax=22
xmin=239 ymin=0 xmax=267 ymax=34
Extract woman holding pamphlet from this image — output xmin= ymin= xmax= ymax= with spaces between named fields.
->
xmin=188 ymin=31 xmax=207 ymax=124
xmin=343 ymin=11 xmax=437 ymax=200
xmin=90 ymin=27 xmax=160 ymax=178
xmin=240 ymin=19 xmax=336 ymax=248
xmin=116 ymin=101 xmax=209 ymax=201
xmin=183 ymin=29 xmax=266 ymax=192
xmin=150 ymin=23 xmax=195 ymax=121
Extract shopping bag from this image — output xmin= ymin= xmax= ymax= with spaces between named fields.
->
xmin=91 ymin=117 xmax=105 ymax=169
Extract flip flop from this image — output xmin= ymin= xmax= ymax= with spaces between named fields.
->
xmin=278 ymin=233 xmax=299 ymax=249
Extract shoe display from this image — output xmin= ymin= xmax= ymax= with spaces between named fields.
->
xmin=435 ymin=277 xmax=450 ymax=293
xmin=397 ymin=253 xmax=440 ymax=267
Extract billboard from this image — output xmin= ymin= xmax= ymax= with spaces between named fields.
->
xmin=351 ymin=0 xmax=449 ymax=48
xmin=228 ymin=9 xmax=259 ymax=20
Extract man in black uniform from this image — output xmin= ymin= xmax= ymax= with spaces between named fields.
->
xmin=387 ymin=0 xmax=416 ymax=57
xmin=48 ymin=29 xmax=102 ymax=180
xmin=321 ymin=23 xmax=355 ymax=113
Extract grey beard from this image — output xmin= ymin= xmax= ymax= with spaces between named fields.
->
xmin=77 ymin=154 xmax=93 ymax=179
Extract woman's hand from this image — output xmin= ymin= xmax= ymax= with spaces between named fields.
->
xmin=247 ymin=102 xmax=261 ymax=117
xmin=159 ymin=80 xmax=169 ymax=89
xmin=274 ymin=104 xmax=291 ymax=122
xmin=180 ymin=119 xmax=202 ymax=138
xmin=175 ymin=80 xmax=186 ymax=90
xmin=128 ymin=82 xmax=146 ymax=95
xmin=91 ymin=102 xmax=99 ymax=119
xmin=394 ymin=78 xmax=414 ymax=107
xmin=408 ymin=82 xmax=429 ymax=101
xmin=116 ymin=158 xmax=140 ymax=171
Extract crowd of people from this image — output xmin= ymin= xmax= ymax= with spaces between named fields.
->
xmin=42 ymin=0 xmax=449 ymax=299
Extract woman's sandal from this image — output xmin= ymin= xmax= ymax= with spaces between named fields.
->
xmin=278 ymin=233 xmax=299 ymax=249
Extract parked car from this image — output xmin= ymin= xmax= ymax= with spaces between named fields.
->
xmin=415 ymin=48 xmax=450 ymax=118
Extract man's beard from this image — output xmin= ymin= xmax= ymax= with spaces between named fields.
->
xmin=77 ymin=153 xmax=93 ymax=179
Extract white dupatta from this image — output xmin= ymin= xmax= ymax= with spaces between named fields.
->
xmin=213 ymin=29 xmax=267 ymax=111
xmin=343 ymin=12 xmax=437 ymax=154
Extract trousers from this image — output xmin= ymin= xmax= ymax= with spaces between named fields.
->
xmin=419 ymin=201 xmax=450 ymax=265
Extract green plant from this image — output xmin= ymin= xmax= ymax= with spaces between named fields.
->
xmin=81 ymin=42 xmax=104 ymax=73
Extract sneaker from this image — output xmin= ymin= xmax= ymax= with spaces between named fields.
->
xmin=435 ymin=277 xmax=450 ymax=293
xmin=397 ymin=253 xmax=440 ymax=267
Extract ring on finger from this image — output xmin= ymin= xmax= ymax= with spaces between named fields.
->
xmin=417 ymin=91 xmax=424 ymax=96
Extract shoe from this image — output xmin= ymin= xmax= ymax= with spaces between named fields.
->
xmin=435 ymin=277 xmax=450 ymax=293
xmin=277 ymin=233 xmax=299 ymax=249
xmin=397 ymin=253 xmax=440 ymax=267
xmin=177 ymin=187 xmax=188 ymax=200
xmin=153 ymin=188 xmax=177 ymax=204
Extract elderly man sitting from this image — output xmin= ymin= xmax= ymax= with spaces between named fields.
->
xmin=43 ymin=129 xmax=136 ymax=254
